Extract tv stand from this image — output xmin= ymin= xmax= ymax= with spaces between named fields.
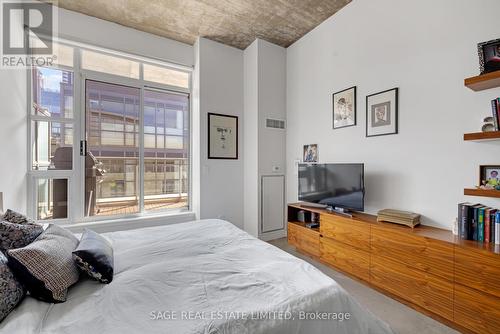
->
xmin=287 ymin=203 xmax=500 ymax=334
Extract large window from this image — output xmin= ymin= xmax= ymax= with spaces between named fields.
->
xmin=28 ymin=40 xmax=191 ymax=222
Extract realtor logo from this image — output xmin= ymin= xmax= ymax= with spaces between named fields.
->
xmin=1 ymin=0 xmax=57 ymax=68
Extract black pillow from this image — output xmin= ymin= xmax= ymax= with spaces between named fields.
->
xmin=73 ymin=229 xmax=114 ymax=284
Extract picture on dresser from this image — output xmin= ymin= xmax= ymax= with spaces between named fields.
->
xmin=366 ymin=88 xmax=399 ymax=137
xmin=332 ymin=86 xmax=356 ymax=129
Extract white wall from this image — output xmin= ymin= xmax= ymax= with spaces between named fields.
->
xmin=243 ymin=39 xmax=287 ymax=238
xmin=0 ymin=8 xmax=193 ymax=219
xmin=196 ymin=38 xmax=245 ymax=228
xmin=243 ymin=40 xmax=260 ymax=236
xmin=286 ymin=0 xmax=500 ymax=229
xmin=57 ymin=8 xmax=193 ymax=66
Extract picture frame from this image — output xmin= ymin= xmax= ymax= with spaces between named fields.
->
xmin=366 ymin=88 xmax=399 ymax=137
xmin=332 ymin=86 xmax=356 ymax=129
xmin=478 ymin=38 xmax=500 ymax=74
xmin=479 ymin=165 xmax=500 ymax=188
xmin=303 ymin=144 xmax=318 ymax=163
xmin=208 ymin=113 xmax=238 ymax=159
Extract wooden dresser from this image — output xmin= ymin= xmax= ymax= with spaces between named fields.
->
xmin=287 ymin=203 xmax=500 ymax=334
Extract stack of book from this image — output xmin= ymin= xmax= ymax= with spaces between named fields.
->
xmin=491 ymin=97 xmax=500 ymax=130
xmin=377 ymin=209 xmax=421 ymax=228
xmin=458 ymin=203 xmax=500 ymax=244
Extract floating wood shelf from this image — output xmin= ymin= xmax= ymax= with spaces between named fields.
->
xmin=464 ymin=71 xmax=500 ymax=91
xmin=464 ymin=188 xmax=500 ymax=198
xmin=463 ymin=131 xmax=500 ymax=141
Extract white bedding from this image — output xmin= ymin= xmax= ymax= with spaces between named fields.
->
xmin=2 ymin=219 xmax=393 ymax=334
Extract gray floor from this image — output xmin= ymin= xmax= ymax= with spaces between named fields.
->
xmin=268 ymin=238 xmax=459 ymax=334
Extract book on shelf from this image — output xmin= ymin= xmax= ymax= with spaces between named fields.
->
xmin=478 ymin=207 xmax=486 ymax=242
xmin=492 ymin=98 xmax=500 ymax=131
xmin=458 ymin=203 xmax=499 ymax=243
xmin=496 ymin=211 xmax=500 ymax=245
xmin=485 ymin=208 xmax=491 ymax=243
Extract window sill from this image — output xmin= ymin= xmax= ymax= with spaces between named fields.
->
xmin=62 ymin=210 xmax=196 ymax=233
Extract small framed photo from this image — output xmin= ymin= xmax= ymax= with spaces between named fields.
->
xmin=208 ymin=113 xmax=238 ymax=159
xmin=478 ymin=38 xmax=500 ymax=74
xmin=366 ymin=88 xmax=398 ymax=137
xmin=479 ymin=165 xmax=500 ymax=187
xmin=303 ymin=144 xmax=318 ymax=163
xmin=332 ymin=86 xmax=356 ymax=129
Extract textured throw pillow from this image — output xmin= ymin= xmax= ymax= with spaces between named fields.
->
xmin=7 ymin=224 xmax=80 ymax=303
xmin=2 ymin=209 xmax=33 ymax=225
xmin=73 ymin=229 xmax=114 ymax=284
xmin=0 ymin=220 xmax=43 ymax=251
xmin=0 ymin=252 xmax=25 ymax=322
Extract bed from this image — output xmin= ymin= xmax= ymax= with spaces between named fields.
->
xmin=1 ymin=219 xmax=393 ymax=334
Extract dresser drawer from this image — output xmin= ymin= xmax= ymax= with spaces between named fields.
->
xmin=320 ymin=236 xmax=370 ymax=281
xmin=320 ymin=215 xmax=370 ymax=251
xmin=371 ymin=226 xmax=454 ymax=281
xmin=288 ymin=223 xmax=320 ymax=257
xmin=454 ymin=284 xmax=500 ymax=334
xmin=455 ymin=245 xmax=500 ymax=298
xmin=371 ymin=255 xmax=453 ymax=320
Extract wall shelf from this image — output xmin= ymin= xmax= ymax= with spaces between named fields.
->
xmin=464 ymin=70 xmax=500 ymax=91
xmin=464 ymin=188 xmax=500 ymax=198
xmin=463 ymin=131 xmax=500 ymax=141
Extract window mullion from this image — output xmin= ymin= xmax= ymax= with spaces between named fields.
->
xmin=139 ymin=87 xmax=145 ymax=213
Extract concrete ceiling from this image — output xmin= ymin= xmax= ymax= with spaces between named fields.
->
xmin=54 ymin=0 xmax=352 ymax=50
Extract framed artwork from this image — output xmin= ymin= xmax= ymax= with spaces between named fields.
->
xmin=332 ymin=86 xmax=356 ymax=129
xmin=479 ymin=165 xmax=500 ymax=188
xmin=208 ymin=113 xmax=238 ymax=159
xmin=478 ymin=38 xmax=500 ymax=74
xmin=366 ymin=88 xmax=399 ymax=137
xmin=303 ymin=144 xmax=318 ymax=163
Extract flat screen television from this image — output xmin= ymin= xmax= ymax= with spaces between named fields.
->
xmin=298 ymin=163 xmax=364 ymax=212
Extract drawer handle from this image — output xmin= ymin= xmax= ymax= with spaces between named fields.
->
xmin=320 ymin=234 xmax=323 ymax=238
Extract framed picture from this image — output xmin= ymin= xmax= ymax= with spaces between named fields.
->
xmin=479 ymin=165 xmax=500 ymax=188
xmin=303 ymin=144 xmax=318 ymax=163
xmin=208 ymin=113 xmax=238 ymax=159
xmin=332 ymin=86 xmax=356 ymax=129
xmin=366 ymin=88 xmax=399 ymax=137
xmin=478 ymin=38 xmax=500 ymax=74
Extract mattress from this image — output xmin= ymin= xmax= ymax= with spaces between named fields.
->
xmin=1 ymin=219 xmax=393 ymax=334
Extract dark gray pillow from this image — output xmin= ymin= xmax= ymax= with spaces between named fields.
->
xmin=0 ymin=220 xmax=43 ymax=251
xmin=7 ymin=224 xmax=79 ymax=303
xmin=73 ymin=229 xmax=114 ymax=284
xmin=0 ymin=252 xmax=25 ymax=322
xmin=2 ymin=209 xmax=33 ymax=225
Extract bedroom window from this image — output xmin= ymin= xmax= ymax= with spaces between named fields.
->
xmin=28 ymin=39 xmax=191 ymax=223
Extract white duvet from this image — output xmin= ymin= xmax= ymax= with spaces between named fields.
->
xmin=1 ymin=219 xmax=393 ymax=334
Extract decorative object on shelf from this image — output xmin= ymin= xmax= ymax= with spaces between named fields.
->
xmin=332 ymin=86 xmax=356 ymax=129
xmin=479 ymin=165 xmax=500 ymax=189
xmin=208 ymin=113 xmax=238 ymax=159
xmin=376 ymin=208 xmax=420 ymax=228
xmin=482 ymin=115 xmax=496 ymax=132
xmin=366 ymin=88 xmax=398 ymax=137
xmin=478 ymin=38 xmax=500 ymax=74
xmin=303 ymin=144 xmax=318 ymax=163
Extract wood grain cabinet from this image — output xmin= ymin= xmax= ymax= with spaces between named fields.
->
xmin=286 ymin=203 xmax=500 ymax=334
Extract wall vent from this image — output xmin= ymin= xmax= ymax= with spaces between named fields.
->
xmin=266 ymin=118 xmax=285 ymax=129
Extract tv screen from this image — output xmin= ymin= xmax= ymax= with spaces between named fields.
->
xmin=298 ymin=163 xmax=364 ymax=211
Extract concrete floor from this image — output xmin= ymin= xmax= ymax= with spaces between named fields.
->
xmin=268 ymin=238 xmax=459 ymax=334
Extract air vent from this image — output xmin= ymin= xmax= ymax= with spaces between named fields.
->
xmin=266 ymin=118 xmax=285 ymax=129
